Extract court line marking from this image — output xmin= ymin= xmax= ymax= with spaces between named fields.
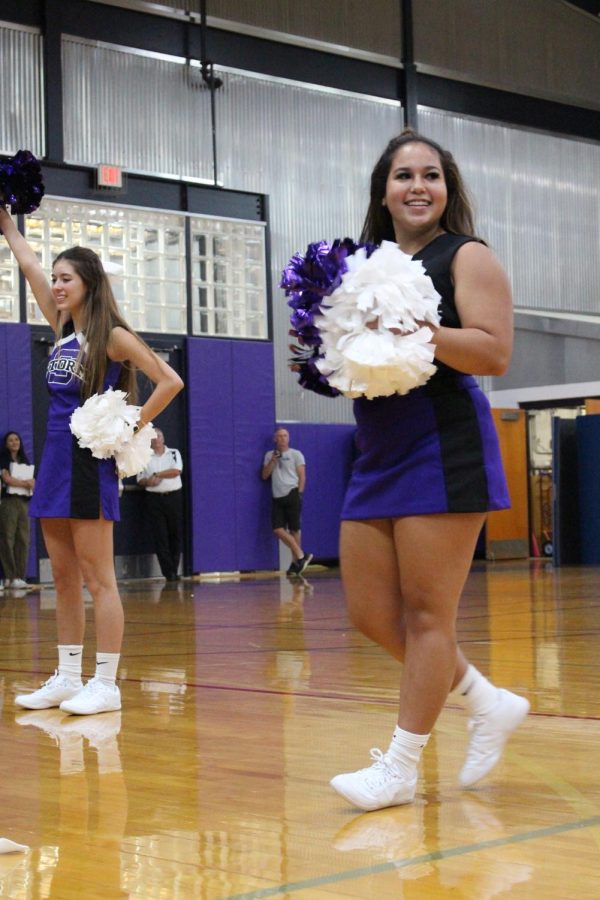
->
xmin=222 ymin=814 xmax=600 ymax=900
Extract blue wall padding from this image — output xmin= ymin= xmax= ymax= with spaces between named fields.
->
xmin=186 ymin=337 xmax=277 ymax=573
xmin=275 ymin=422 xmax=356 ymax=559
xmin=0 ymin=324 xmax=36 ymax=576
xmin=577 ymin=415 xmax=600 ymax=564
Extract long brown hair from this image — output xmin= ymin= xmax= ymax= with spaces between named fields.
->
xmin=360 ymin=129 xmax=480 ymax=245
xmin=52 ymin=246 xmax=142 ymax=401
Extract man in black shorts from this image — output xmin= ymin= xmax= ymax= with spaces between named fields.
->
xmin=261 ymin=428 xmax=312 ymax=576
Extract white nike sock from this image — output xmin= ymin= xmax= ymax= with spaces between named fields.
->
xmin=386 ymin=725 xmax=430 ymax=778
xmin=57 ymin=645 xmax=83 ymax=682
xmin=95 ymin=652 xmax=120 ymax=685
xmin=450 ymin=664 xmax=499 ymax=716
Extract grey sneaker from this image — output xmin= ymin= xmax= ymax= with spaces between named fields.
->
xmin=15 ymin=670 xmax=83 ymax=710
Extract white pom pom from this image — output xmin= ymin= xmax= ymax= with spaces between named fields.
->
xmin=316 ymin=242 xmax=441 ymax=398
xmin=114 ymin=424 xmax=157 ymax=478
xmin=70 ymin=388 xmax=156 ymax=476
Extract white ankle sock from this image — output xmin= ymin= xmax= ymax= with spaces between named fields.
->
xmin=451 ymin=664 xmax=498 ymax=716
xmin=57 ymin=645 xmax=83 ymax=682
xmin=386 ymin=725 xmax=430 ymax=778
xmin=95 ymin=652 xmax=120 ymax=685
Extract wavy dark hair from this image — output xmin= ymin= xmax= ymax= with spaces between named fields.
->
xmin=360 ymin=129 xmax=481 ymax=245
xmin=52 ymin=246 xmax=144 ymax=401
xmin=2 ymin=431 xmax=29 ymax=465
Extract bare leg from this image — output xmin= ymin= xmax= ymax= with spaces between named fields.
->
xmin=393 ymin=513 xmax=486 ymax=734
xmin=335 ymin=514 xmax=528 ymax=804
xmin=340 ymin=518 xmax=477 ymax=696
xmin=41 ymin=518 xmax=86 ymax=645
xmin=273 ymin=527 xmax=303 ymax=561
xmin=290 ymin=530 xmax=302 ymax=555
xmin=70 ymin=517 xmax=123 ymax=652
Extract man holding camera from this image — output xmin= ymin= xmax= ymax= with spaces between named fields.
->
xmin=262 ymin=428 xmax=312 ymax=576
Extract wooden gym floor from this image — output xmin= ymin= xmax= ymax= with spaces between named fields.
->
xmin=1 ymin=558 xmax=599 ymax=898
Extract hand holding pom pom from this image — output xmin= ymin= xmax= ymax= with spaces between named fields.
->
xmin=114 ymin=424 xmax=157 ymax=478
xmin=70 ymin=388 xmax=156 ymax=477
xmin=0 ymin=150 xmax=45 ymax=215
xmin=281 ymin=239 xmax=440 ymax=399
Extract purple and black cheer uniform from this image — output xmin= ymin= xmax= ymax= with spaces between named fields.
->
xmin=29 ymin=330 xmax=121 ymax=521
xmin=341 ymin=233 xmax=510 ymax=520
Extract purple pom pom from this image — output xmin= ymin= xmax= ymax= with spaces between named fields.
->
xmin=0 ymin=150 xmax=45 ymax=215
xmin=294 ymin=358 xmax=341 ymax=398
xmin=281 ymin=237 xmax=376 ymax=397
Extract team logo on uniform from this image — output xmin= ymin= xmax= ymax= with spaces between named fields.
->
xmin=47 ymin=349 xmax=84 ymax=385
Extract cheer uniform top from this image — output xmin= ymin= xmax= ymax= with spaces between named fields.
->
xmin=29 ymin=330 xmax=122 ymax=521
xmin=341 ymin=233 xmax=510 ymax=520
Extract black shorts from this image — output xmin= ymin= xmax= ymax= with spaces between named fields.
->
xmin=271 ymin=488 xmax=301 ymax=531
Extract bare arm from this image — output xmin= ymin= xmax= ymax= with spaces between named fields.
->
xmin=429 ymin=242 xmax=513 ymax=377
xmin=154 ymin=467 xmax=181 ymax=480
xmin=297 ymin=463 xmax=306 ymax=494
xmin=1 ymin=468 xmax=35 ymax=489
xmin=0 ymin=206 xmax=56 ymax=325
xmin=108 ymin=326 xmax=183 ymax=423
xmin=261 ymin=452 xmax=277 ymax=480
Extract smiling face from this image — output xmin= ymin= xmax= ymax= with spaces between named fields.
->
xmin=5 ymin=433 xmax=21 ymax=456
xmin=383 ymin=141 xmax=448 ymax=244
xmin=51 ymin=259 xmax=88 ymax=325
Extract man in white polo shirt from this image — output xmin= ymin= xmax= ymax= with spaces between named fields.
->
xmin=262 ymin=427 xmax=312 ymax=576
xmin=137 ymin=428 xmax=183 ymax=582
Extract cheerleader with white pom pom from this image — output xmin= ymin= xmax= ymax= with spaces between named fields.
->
xmin=329 ymin=130 xmax=529 ymax=812
xmin=0 ymin=203 xmax=183 ymax=716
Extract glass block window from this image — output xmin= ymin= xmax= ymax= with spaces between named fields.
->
xmin=25 ymin=199 xmax=187 ymax=332
xmin=0 ymin=239 xmax=19 ymax=322
xmin=190 ymin=217 xmax=267 ymax=339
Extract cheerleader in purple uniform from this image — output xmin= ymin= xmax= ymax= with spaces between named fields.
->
xmin=0 ymin=205 xmax=183 ymax=715
xmin=330 ymin=131 xmax=529 ymax=812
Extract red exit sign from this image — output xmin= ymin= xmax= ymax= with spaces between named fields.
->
xmin=97 ymin=164 xmax=123 ymax=189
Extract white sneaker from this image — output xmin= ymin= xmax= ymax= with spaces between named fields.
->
xmin=14 ymin=671 xmax=83 ymax=710
xmin=10 ymin=578 xmax=30 ymax=589
xmin=60 ymin=677 xmax=121 ymax=716
xmin=459 ymin=688 xmax=530 ymax=788
xmin=330 ymin=748 xmax=417 ymax=812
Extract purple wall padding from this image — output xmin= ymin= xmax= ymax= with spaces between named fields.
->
xmin=276 ymin=423 xmax=356 ymax=559
xmin=0 ymin=324 xmax=37 ymax=576
xmin=232 ymin=342 xmax=279 ymax=571
xmin=186 ymin=338 xmax=277 ymax=573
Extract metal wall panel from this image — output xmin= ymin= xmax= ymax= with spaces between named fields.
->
xmin=215 ymin=69 xmax=403 ymax=423
xmin=415 ymin=0 xmax=600 ymax=111
xmin=92 ymin=1 xmax=600 ymax=110
xmin=0 ymin=21 xmax=45 ymax=156
xmin=206 ymin=0 xmax=402 ymax=59
xmin=62 ymin=37 xmax=214 ymax=181
xmin=420 ymin=108 xmax=600 ymax=318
